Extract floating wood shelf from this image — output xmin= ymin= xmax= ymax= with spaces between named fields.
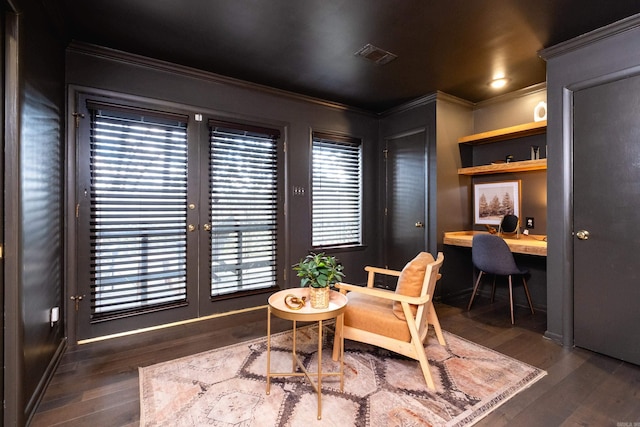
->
xmin=458 ymin=120 xmax=547 ymax=145
xmin=458 ymin=159 xmax=547 ymax=176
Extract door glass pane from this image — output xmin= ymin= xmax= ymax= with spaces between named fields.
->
xmin=89 ymin=107 xmax=188 ymax=319
xmin=209 ymin=124 xmax=278 ymax=297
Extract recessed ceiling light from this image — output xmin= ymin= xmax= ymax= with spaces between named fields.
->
xmin=355 ymin=44 xmax=397 ymax=65
xmin=489 ymin=77 xmax=510 ymax=89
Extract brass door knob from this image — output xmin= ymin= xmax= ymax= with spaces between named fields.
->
xmin=203 ymin=223 xmax=212 ymax=231
xmin=576 ymin=230 xmax=590 ymax=240
xmin=188 ymin=224 xmax=196 ymax=232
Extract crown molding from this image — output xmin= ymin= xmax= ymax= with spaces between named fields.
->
xmin=379 ymin=84 xmax=545 ymax=117
xmin=435 ymin=91 xmax=475 ymax=108
xmin=67 ymin=41 xmax=376 ymax=117
xmin=540 ymin=13 xmax=640 ymax=60
xmin=474 ymin=82 xmax=547 ymax=108
xmin=378 ymin=92 xmax=437 ymax=117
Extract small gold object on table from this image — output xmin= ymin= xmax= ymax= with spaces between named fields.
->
xmin=283 ymin=294 xmax=306 ymax=310
xmin=266 ymin=288 xmax=347 ymax=420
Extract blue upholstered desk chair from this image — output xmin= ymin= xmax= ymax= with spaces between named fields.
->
xmin=467 ymin=233 xmax=534 ymax=324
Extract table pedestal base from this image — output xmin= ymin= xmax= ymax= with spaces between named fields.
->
xmin=266 ymin=306 xmax=344 ymax=420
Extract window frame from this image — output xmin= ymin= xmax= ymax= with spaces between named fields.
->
xmin=86 ymin=100 xmax=191 ymax=320
xmin=207 ymin=119 xmax=281 ymax=299
xmin=71 ymin=88 xmax=286 ymax=341
xmin=311 ymin=131 xmax=363 ymax=250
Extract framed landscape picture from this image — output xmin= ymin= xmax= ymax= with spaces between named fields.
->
xmin=474 ymin=180 xmax=521 ymax=225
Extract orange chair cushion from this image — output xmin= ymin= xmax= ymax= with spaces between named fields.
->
xmin=392 ymin=252 xmax=433 ymax=320
xmin=344 ymin=292 xmax=411 ymax=342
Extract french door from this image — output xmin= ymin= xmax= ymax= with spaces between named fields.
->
xmin=73 ymin=92 xmax=282 ymax=341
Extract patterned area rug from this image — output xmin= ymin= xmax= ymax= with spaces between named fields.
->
xmin=139 ymin=325 xmax=545 ymax=426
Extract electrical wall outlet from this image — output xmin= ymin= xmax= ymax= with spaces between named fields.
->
xmin=50 ymin=306 xmax=60 ymax=327
xmin=525 ymin=217 xmax=535 ymax=229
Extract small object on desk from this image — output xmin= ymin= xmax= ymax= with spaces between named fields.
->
xmin=525 ymin=217 xmax=535 ymax=229
xmin=523 ymin=229 xmax=529 ymax=235
xmin=505 ymin=155 xmax=514 ymax=163
xmin=484 ymin=224 xmax=497 ymax=234
xmin=531 ymin=145 xmax=540 ymax=160
xmin=499 ymin=214 xmax=520 ymax=239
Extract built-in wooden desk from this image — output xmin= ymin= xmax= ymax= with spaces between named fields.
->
xmin=443 ymin=231 xmax=547 ymax=256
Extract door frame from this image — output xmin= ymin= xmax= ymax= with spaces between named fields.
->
xmin=541 ymin=13 xmax=640 ymax=348
xmin=382 ymin=127 xmax=429 ymax=273
xmin=66 ymin=85 xmax=287 ymax=343
xmin=4 ymin=8 xmax=22 ymax=426
xmin=552 ymin=65 xmax=640 ymax=348
xmin=571 ymin=70 xmax=640 ymax=364
xmin=571 ymin=65 xmax=640 ymax=333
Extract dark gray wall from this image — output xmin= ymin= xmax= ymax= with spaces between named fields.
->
xmin=434 ymin=96 xmax=475 ymax=300
xmin=439 ymin=89 xmax=549 ymax=305
xmin=435 ymin=95 xmax=475 ymax=243
xmin=472 ymin=86 xmax=547 ymax=132
xmin=64 ymin=43 xmax=380 ymax=336
xmin=471 ymin=86 xmax=548 ymax=234
xmin=4 ymin=1 xmax=67 ymax=425
xmin=470 ymin=170 xmax=547 ymax=234
xmin=542 ymin=15 xmax=640 ymax=345
xmin=378 ymin=96 xmax=437 ymax=259
xmin=378 ymin=94 xmax=473 ymax=300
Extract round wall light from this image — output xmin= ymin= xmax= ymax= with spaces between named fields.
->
xmin=534 ymin=101 xmax=547 ymax=122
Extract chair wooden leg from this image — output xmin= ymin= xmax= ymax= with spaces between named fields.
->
xmin=415 ymin=341 xmax=435 ymax=390
xmin=467 ymin=271 xmax=484 ymax=310
xmin=405 ymin=306 xmax=435 ymax=390
xmin=490 ymin=275 xmax=497 ymax=302
xmin=508 ymin=275 xmax=515 ymax=324
xmin=522 ymin=276 xmax=535 ymax=314
xmin=427 ymin=302 xmax=446 ymax=346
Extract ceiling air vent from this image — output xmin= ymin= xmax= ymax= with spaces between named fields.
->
xmin=354 ymin=43 xmax=397 ymax=65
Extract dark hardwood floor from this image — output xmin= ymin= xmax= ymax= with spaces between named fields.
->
xmin=30 ymin=296 xmax=640 ymax=426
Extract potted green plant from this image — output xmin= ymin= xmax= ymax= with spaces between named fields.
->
xmin=292 ymin=252 xmax=345 ymax=308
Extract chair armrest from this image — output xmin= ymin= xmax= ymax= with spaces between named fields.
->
xmin=364 ymin=266 xmax=401 ymax=277
xmin=335 ymin=282 xmax=430 ymax=304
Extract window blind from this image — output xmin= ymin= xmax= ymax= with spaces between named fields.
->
xmin=312 ymin=132 xmax=362 ymax=247
xmin=209 ymin=121 xmax=279 ymax=297
xmin=88 ymin=105 xmax=189 ymax=319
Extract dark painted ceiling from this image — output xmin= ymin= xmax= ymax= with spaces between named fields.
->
xmin=60 ymin=0 xmax=640 ymax=112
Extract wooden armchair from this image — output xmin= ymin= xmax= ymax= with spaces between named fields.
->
xmin=331 ymin=252 xmax=445 ymax=390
